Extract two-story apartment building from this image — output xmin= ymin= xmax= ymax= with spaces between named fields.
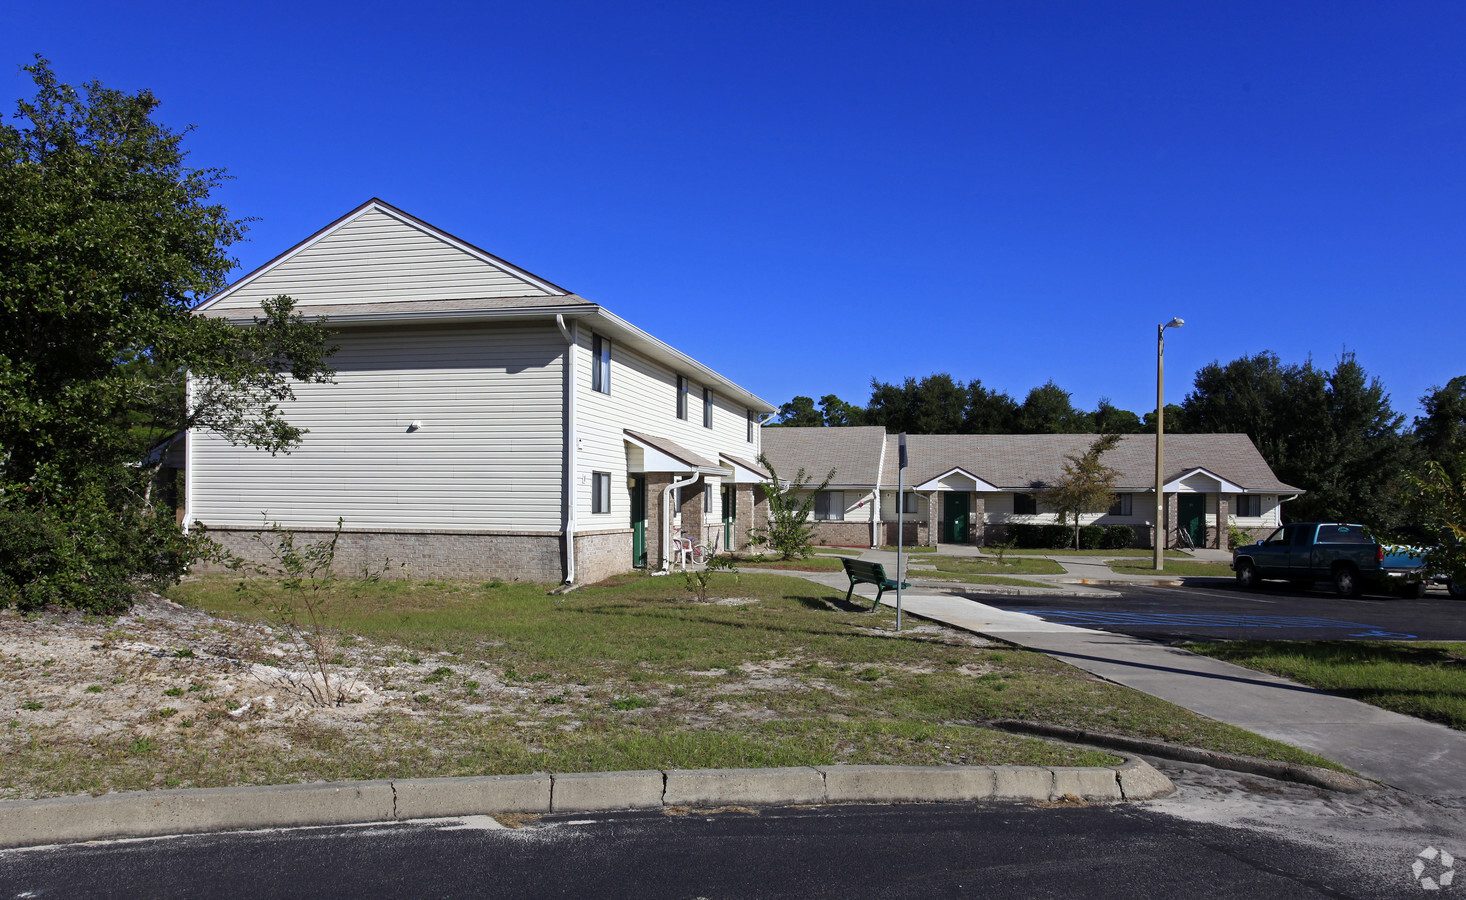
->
xmin=186 ymin=199 xmax=776 ymax=584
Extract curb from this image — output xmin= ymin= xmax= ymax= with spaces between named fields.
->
xmin=0 ymin=759 xmax=1173 ymax=849
xmin=989 ymin=720 xmax=1373 ymax=793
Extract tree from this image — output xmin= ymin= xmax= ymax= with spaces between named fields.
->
xmin=818 ymin=393 xmax=865 ymax=427
xmin=1016 ymin=380 xmax=1085 ymax=434
xmin=773 ymin=395 xmax=823 ymax=426
xmin=1042 ymin=434 xmax=1122 ymax=549
xmin=1180 ymin=351 xmax=1412 ymax=527
xmin=1406 ymin=458 xmax=1466 ymax=593
xmin=0 ymin=58 xmax=334 ymax=612
xmin=962 ymin=380 xmax=1020 ymax=433
xmin=1090 ymin=398 xmax=1143 ymax=434
xmin=1415 ymin=376 xmax=1466 ymax=479
xmin=749 ymin=454 xmax=835 ymax=560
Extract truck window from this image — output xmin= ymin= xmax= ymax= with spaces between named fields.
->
xmin=1263 ymin=527 xmax=1287 ymax=546
xmin=1291 ymin=526 xmax=1312 ymax=547
xmin=1317 ymin=525 xmax=1371 ymax=544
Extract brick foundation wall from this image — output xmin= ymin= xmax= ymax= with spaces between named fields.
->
xmin=882 ymin=522 xmax=922 ymax=546
xmin=810 ymin=521 xmax=872 ymax=547
xmin=733 ymin=485 xmax=756 ymax=553
xmin=574 ymin=529 xmax=632 ymax=584
xmin=196 ymin=527 xmax=564 ymax=582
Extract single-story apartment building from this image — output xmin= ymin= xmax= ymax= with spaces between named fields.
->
xmin=760 ymin=427 xmax=1301 ymax=550
xmin=184 ymin=199 xmax=777 ymax=584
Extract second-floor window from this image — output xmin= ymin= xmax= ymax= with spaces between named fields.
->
xmin=592 ymin=333 xmax=611 ymax=394
xmin=677 ymin=375 xmax=688 ymax=419
xmin=747 ymin=409 xmax=755 ymax=442
xmin=703 ymin=387 xmax=714 ymax=428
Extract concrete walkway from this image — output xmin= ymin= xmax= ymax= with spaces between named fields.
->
xmin=803 ymin=557 xmax=1466 ymax=799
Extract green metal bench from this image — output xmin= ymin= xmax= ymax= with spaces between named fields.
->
xmin=840 ymin=558 xmax=910 ymax=611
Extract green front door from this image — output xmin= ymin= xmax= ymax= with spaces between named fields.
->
xmin=721 ymin=484 xmax=735 ymax=551
xmin=1178 ymin=493 xmax=1205 ymax=548
xmin=943 ymin=492 xmax=970 ymax=544
xmin=629 ymin=475 xmax=647 ymax=567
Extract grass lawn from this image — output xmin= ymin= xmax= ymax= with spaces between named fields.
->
xmin=911 ymin=557 xmax=1066 ymax=576
xmin=880 ymin=546 xmax=935 ymax=554
xmin=1001 ymin=548 xmax=1194 ymax=558
xmin=734 ymin=556 xmax=847 ymax=572
xmin=1108 ymin=560 xmax=1235 ymax=577
xmin=1184 ymin=641 xmax=1466 ymax=731
xmin=2 ymin=572 xmax=1344 ymax=798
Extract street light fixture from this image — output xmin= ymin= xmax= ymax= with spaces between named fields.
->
xmin=1154 ymin=317 xmax=1184 ymax=572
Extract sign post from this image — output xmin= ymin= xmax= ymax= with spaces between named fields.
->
xmin=897 ymin=432 xmax=907 ymax=632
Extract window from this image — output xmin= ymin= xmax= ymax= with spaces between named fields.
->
xmin=677 ymin=375 xmax=688 ymax=419
xmin=591 ymin=471 xmax=611 ymax=514
xmin=747 ymin=409 xmax=756 ymax=442
xmin=703 ymin=387 xmax=714 ymax=428
xmin=901 ymin=492 xmax=918 ymax=514
xmin=704 ymin=483 xmax=714 ymax=515
xmin=814 ymin=491 xmax=844 ymax=521
xmin=1235 ymin=494 xmax=1261 ymax=517
xmin=1013 ymin=493 xmax=1037 ymax=515
xmin=1108 ymin=493 xmax=1132 ymax=516
xmin=592 ymin=334 xmax=611 ymax=394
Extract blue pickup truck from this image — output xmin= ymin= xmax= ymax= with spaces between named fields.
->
xmin=1231 ymin=522 xmax=1427 ymax=598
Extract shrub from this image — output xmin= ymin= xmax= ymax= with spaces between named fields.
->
xmin=1078 ymin=525 xmax=1105 ymax=550
xmin=1039 ymin=525 xmax=1072 ymax=549
xmin=1101 ymin=525 xmax=1136 ymax=549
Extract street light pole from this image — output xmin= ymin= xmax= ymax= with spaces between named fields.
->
xmin=1154 ymin=317 xmax=1184 ymax=572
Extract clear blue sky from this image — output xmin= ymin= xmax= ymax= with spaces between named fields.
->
xmin=7 ymin=2 xmax=1464 ymax=420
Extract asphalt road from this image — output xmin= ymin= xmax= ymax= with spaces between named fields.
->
xmin=966 ymin=581 xmax=1466 ymax=642
xmin=0 ymin=798 xmax=1430 ymax=899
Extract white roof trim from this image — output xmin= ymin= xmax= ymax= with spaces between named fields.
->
xmin=623 ymin=434 xmax=721 ymax=475
xmin=719 ymin=454 xmax=769 ymax=484
xmin=912 ymin=467 xmax=999 ymax=492
xmin=195 ymin=199 xmax=565 ymax=312
xmin=1163 ymin=467 xmax=1245 ymax=493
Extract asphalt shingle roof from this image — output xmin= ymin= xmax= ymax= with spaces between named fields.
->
xmin=760 ymin=428 xmax=1299 ymax=493
xmin=759 ymin=426 xmax=889 ymax=487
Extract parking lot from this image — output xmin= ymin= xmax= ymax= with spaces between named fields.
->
xmin=967 ymin=581 xmax=1466 ymax=642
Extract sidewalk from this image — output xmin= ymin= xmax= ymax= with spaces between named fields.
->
xmin=844 ymin=546 xmax=1231 ymax=593
xmin=806 ymin=566 xmax=1466 ymax=799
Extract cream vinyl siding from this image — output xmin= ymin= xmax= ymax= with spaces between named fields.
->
xmin=880 ymin=491 xmax=929 ymax=520
xmin=190 ymin=323 xmax=564 ymax=531
xmin=207 ymin=208 xmax=555 ymax=313
xmin=573 ymin=331 xmax=757 ymax=524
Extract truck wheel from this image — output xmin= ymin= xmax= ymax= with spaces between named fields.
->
xmin=1235 ymin=561 xmax=1258 ymax=590
xmin=1333 ymin=566 xmax=1361 ymax=599
xmin=1450 ymin=579 xmax=1466 ymax=600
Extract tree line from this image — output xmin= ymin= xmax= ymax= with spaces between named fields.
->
xmin=772 ymin=358 xmax=1466 ymax=528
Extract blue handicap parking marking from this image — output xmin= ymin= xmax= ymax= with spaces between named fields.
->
xmin=1014 ymin=609 xmax=1418 ymax=639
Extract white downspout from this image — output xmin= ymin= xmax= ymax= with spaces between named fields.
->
xmin=556 ymin=315 xmax=577 ymax=584
xmin=182 ymin=374 xmax=194 ymax=534
xmin=660 ymin=471 xmax=702 ymax=573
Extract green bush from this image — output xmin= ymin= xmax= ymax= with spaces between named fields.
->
xmin=1101 ymin=525 xmax=1136 ymax=549
xmin=1078 ymin=525 xmax=1105 ymax=549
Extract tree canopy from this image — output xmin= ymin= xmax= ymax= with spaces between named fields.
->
xmin=0 ymin=58 xmax=334 ymax=612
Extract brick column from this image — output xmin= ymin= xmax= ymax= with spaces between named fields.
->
xmin=1215 ymin=494 xmax=1229 ymax=549
xmin=646 ymin=475 xmax=674 ymax=569
xmin=734 ymin=484 xmax=755 ymax=552
xmin=1165 ymin=493 xmax=1179 ymax=549
xmin=680 ymin=479 xmax=705 ymax=545
xmin=929 ymin=491 xmax=941 ymax=547
xmin=972 ymin=495 xmax=986 ymax=546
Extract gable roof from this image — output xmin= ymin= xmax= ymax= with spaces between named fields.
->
xmin=196 ymin=198 xmax=569 ymax=315
xmin=882 ymin=433 xmax=1300 ymax=493
xmin=624 ymin=430 xmax=721 ymax=472
xmin=192 ymin=201 xmax=776 ymax=414
xmin=761 ymin=429 xmax=1298 ymax=493
xmin=759 ymin=426 xmax=888 ymax=487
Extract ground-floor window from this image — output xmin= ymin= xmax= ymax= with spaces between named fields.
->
xmin=1013 ymin=492 xmax=1037 ymax=515
xmin=592 ymin=471 xmax=611 ymax=514
xmin=901 ymin=492 xmax=918 ymax=514
xmin=1108 ymin=493 xmax=1132 ymax=516
xmin=815 ymin=491 xmax=844 ymax=521
xmin=1235 ymin=494 xmax=1261 ymax=517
